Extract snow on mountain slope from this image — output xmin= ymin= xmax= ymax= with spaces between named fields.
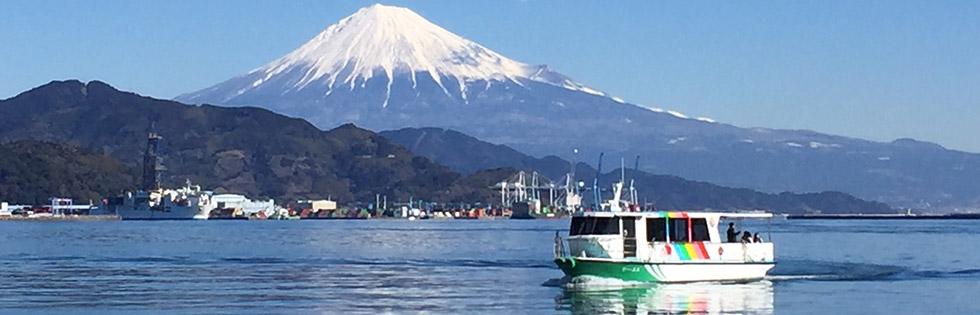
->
xmin=177 ymin=4 xmax=710 ymax=125
xmin=258 ymin=4 xmax=533 ymax=103
xmin=178 ymin=4 xmax=619 ymax=107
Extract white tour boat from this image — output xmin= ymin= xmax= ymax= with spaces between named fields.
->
xmin=554 ymin=211 xmax=775 ymax=283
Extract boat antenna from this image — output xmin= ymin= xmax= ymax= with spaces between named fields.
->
xmin=570 ymin=149 xmax=578 ymax=195
xmin=630 ymin=155 xmax=639 ymax=206
xmin=620 ymin=157 xmax=625 ymax=187
xmin=593 ymin=152 xmax=603 ymax=210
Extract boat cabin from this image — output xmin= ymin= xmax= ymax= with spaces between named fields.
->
xmin=561 ymin=211 xmax=774 ymax=263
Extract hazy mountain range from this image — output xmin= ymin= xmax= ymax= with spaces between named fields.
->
xmin=381 ymin=127 xmax=892 ymax=213
xmin=0 ymin=80 xmax=892 ymax=214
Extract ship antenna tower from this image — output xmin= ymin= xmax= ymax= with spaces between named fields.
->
xmin=141 ymin=128 xmax=166 ymax=190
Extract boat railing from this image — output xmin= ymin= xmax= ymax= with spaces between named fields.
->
xmin=554 ymin=230 xmax=566 ymax=258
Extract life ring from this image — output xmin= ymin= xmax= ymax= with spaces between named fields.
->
xmin=718 ymin=247 xmax=724 ymax=255
xmin=665 ymin=245 xmax=672 ymax=255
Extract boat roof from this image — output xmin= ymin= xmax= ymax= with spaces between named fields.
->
xmin=573 ymin=211 xmax=772 ymax=219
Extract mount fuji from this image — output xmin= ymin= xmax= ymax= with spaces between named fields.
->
xmin=176 ymin=4 xmax=612 ymax=121
xmin=177 ymin=4 xmax=980 ymax=211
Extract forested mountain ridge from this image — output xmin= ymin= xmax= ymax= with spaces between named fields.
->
xmin=0 ymin=140 xmax=135 ymax=204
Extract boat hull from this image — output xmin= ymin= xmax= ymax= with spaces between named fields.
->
xmin=510 ymin=213 xmax=566 ymax=220
xmin=555 ymin=257 xmax=774 ymax=283
xmin=116 ymin=208 xmax=209 ymax=220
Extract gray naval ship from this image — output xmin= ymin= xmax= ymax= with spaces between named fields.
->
xmin=101 ymin=132 xmax=211 ymax=220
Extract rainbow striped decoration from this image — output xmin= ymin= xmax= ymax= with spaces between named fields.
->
xmin=671 ymin=242 xmax=710 ymax=260
xmin=650 ymin=211 xmax=690 ymax=218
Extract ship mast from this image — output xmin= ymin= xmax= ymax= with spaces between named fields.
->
xmin=141 ymin=131 xmax=166 ymax=190
xmin=593 ymin=153 xmax=603 ymax=210
xmin=563 ymin=149 xmax=580 ymax=213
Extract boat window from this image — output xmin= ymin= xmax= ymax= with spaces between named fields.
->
xmin=646 ymin=218 xmax=667 ymax=242
xmin=668 ymin=218 xmax=688 ymax=242
xmin=570 ymin=217 xmax=586 ymax=236
xmin=622 ymin=217 xmax=636 ymax=238
xmin=691 ymin=218 xmax=710 ymax=242
xmin=569 ymin=217 xmax=620 ymax=235
xmin=593 ymin=217 xmax=619 ymax=235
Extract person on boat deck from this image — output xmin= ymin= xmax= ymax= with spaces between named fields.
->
xmin=741 ymin=231 xmax=753 ymax=243
xmin=753 ymin=233 xmax=762 ymax=243
xmin=726 ymin=222 xmax=740 ymax=243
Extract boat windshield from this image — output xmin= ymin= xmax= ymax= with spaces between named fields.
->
xmin=569 ymin=216 xmax=620 ymax=235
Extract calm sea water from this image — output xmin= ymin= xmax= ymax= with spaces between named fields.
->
xmin=0 ymin=219 xmax=977 ymax=314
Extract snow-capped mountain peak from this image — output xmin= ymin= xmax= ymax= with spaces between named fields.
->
xmin=176 ymin=4 xmax=710 ymax=131
xmin=226 ymin=3 xmax=603 ymax=106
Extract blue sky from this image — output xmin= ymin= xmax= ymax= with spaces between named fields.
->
xmin=2 ymin=1 xmax=978 ymax=152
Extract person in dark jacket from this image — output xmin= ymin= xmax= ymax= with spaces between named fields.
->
xmin=726 ymin=222 xmax=740 ymax=243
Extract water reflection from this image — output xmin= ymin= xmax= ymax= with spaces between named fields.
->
xmin=556 ymin=279 xmax=774 ymax=314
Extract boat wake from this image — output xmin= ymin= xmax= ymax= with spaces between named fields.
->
xmin=216 ymin=256 xmax=557 ymax=269
xmin=768 ymin=259 xmax=980 ymax=282
xmin=5 ymin=255 xmax=555 ymax=270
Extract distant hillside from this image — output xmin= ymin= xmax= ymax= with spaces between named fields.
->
xmin=380 ymin=127 xmax=573 ymax=175
xmin=0 ymin=140 xmax=135 ymax=204
xmin=442 ymin=167 xmax=521 ymax=204
xmin=0 ymin=80 xmax=459 ymax=203
xmin=383 ymin=127 xmax=895 ymax=214
xmin=607 ymin=169 xmax=893 ymax=214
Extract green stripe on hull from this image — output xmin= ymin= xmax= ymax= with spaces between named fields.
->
xmin=555 ymin=257 xmax=662 ymax=282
